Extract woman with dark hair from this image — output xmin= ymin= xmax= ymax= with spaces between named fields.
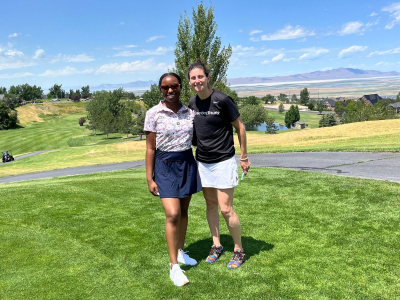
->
xmin=144 ymin=72 xmax=201 ymax=286
xmin=188 ymin=59 xmax=251 ymax=269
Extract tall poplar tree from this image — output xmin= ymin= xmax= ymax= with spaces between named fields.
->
xmin=174 ymin=3 xmax=233 ymax=104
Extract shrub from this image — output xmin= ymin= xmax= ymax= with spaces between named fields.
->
xmin=79 ymin=117 xmax=86 ymax=126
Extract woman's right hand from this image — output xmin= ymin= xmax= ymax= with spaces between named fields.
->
xmin=147 ymin=180 xmax=159 ymax=197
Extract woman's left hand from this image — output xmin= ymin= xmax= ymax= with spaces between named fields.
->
xmin=240 ymin=159 xmax=251 ymax=175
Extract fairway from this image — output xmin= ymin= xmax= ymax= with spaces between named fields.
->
xmin=1 ymin=168 xmax=399 ymax=299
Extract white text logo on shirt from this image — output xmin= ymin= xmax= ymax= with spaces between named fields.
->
xmin=194 ymin=111 xmax=220 ymax=116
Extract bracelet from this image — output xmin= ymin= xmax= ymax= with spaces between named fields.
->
xmin=240 ymin=157 xmax=248 ymax=161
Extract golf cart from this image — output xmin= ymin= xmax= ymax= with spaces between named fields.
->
xmin=2 ymin=150 xmax=14 ymax=163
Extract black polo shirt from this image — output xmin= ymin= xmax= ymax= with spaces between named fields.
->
xmin=188 ymin=90 xmax=240 ymax=163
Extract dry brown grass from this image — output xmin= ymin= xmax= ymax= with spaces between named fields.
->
xmin=236 ymin=119 xmax=400 ymax=152
xmin=17 ymin=103 xmax=86 ymax=125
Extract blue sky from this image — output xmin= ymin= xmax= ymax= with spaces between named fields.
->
xmin=1 ymin=0 xmax=399 ymax=91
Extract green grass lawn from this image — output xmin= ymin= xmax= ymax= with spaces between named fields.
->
xmin=267 ymin=110 xmax=321 ymax=129
xmin=0 ymin=102 xmax=137 ymax=156
xmin=1 ymin=168 xmax=399 ymax=299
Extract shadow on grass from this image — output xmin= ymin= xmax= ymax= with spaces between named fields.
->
xmin=183 ymin=234 xmax=274 ymax=268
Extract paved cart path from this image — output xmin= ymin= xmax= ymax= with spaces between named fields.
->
xmin=1 ymin=152 xmax=399 ymax=184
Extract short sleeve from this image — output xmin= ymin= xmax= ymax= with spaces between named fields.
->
xmin=143 ymin=110 xmax=156 ymax=132
xmin=223 ymin=96 xmax=240 ymax=122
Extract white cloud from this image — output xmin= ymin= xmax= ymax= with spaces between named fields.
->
xmin=367 ymin=47 xmax=400 ymax=56
xmin=0 ymin=47 xmax=36 ymax=70
xmin=112 ymin=45 xmax=137 ymax=50
xmin=50 ymin=53 xmax=95 ymax=63
xmin=33 ymin=49 xmax=45 ymax=59
xmin=370 ymin=12 xmax=378 ymax=17
xmin=249 ymin=30 xmax=263 ymax=35
xmin=95 ymin=58 xmax=170 ymax=75
xmin=146 ymin=35 xmax=166 ymax=42
xmin=283 ymin=58 xmax=296 ymax=62
xmin=38 ymin=66 xmax=94 ymax=77
xmin=382 ymin=2 xmax=400 ymax=29
xmin=120 ymin=22 xmax=125 ymax=25
xmin=64 ymin=54 xmax=95 ymax=62
xmin=338 ymin=45 xmax=368 ymax=58
xmin=238 ymin=29 xmax=243 ymax=33
xmin=255 ymin=49 xmax=275 ymax=56
xmin=4 ymin=50 xmax=24 ymax=57
xmin=299 ymin=48 xmax=329 ymax=60
xmin=261 ymin=60 xmax=270 ymax=64
xmin=113 ymin=46 xmax=173 ymax=57
xmin=375 ymin=61 xmax=389 ymax=66
xmin=0 ymin=72 xmax=34 ymax=79
xmin=338 ymin=21 xmax=364 ymax=35
xmin=232 ymin=45 xmax=257 ymax=56
xmin=7 ymin=33 xmax=20 ymax=38
xmin=271 ymin=53 xmax=285 ymax=62
xmin=253 ymin=25 xmax=315 ymax=41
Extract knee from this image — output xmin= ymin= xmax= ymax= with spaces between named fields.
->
xmin=220 ymin=206 xmax=233 ymax=218
xmin=166 ymin=210 xmax=181 ymax=224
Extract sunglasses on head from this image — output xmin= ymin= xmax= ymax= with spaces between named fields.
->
xmin=160 ymin=84 xmax=180 ymax=91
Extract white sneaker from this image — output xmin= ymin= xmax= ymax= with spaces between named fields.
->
xmin=177 ymin=249 xmax=198 ymax=266
xmin=170 ymin=263 xmax=189 ymax=286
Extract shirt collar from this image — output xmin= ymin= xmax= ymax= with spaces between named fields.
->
xmin=157 ymin=101 xmax=189 ymax=113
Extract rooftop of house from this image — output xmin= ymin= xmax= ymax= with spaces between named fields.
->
xmin=359 ymin=94 xmax=382 ymax=105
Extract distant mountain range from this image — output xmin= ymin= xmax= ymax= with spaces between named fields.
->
xmin=91 ymin=80 xmax=157 ymax=91
xmin=227 ymin=68 xmax=400 ymax=85
xmin=89 ymin=68 xmax=400 ymax=91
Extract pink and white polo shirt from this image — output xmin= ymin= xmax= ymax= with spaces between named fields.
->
xmin=144 ymin=101 xmax=195 ymax=152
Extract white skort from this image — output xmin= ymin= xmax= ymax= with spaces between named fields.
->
xmin=197 ymin=156 xmax=238 ymax=189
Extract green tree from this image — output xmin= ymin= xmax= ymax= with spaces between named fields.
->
xmin=49 ymin=84 xmax=62 ymax=98
xmin=174 ymin=3 xmax=232 ymax=104
xmin=118 ymin=105 xmax=134 ymax=138
xmin=131 ymin=108 xmax=146 ymax=140
xmin=278 ymin=102 xmax=284 ymax=114
xmin=86 ymin=89 xmax=124 ymax=136
xmin=239 ymin=105 xmax=267 ymax=131
xmin=334 ymin=101 xmax=346 ymax=121
xmin=8 ymin=85 xmax=22 ymax=95
xmin=244 ymin=95 xmax=258 ymax=105
xmin=319 ymin=113 xmax=338 ymax=127
xmin=81 ymin=85 xmax=90 ymax=96
xmin=278 ymin=93 xmax=288 ymax=104
xmin=291 ymin=94 xmax=298 ymax=103
xmin=300 ymin=88 xmax=310 ymax=106
xmin=98 ymin=110 xmax=116 ymax=139
xmin=125 ymin=91 xmax=136 ymax=100
xmin=294 ymin=105 xmax=300 ymax=122
xmin=317 ymin=101 xmax=324 ymax=114
xmin=142 ymin=84 xmax=162 ymax=109
xmin=284 ymin=105 xmax=300 ymax=128
xmin=396 ymin=91 xmax=400 ymax=102
xmin=0 ymin=87 xmax=7 ymax=94
xmin=2 ymin=94 xmax=20 ymax=110
xmin=0 ymin=101 xmax=18 ymax=130
xmin=262 ymin=94 xmax=275 ymax=104
xmin=265 ymin=116 xmax=278 ymax=134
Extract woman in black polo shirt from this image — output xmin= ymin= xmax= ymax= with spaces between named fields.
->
xmin=188 ymin=59 xmax=251 ymax=269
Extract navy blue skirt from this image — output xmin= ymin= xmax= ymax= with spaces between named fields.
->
xmin=154 ymin=149 xmax=202 ymax=198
